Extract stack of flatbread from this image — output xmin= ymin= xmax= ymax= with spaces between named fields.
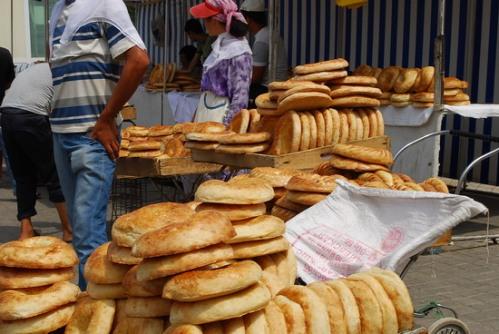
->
xmin=185 ymin=130 xmax=272 ymax=154
xmin=172 ymin=71 xmax=201 ymax=92
xmin=354 ymin=64 xmax=471 ymax=108
xmin=284 ymin=267 xmax=415 ymax=334
xmin=329 ymin=76 xmax=382 ymax=108
xmin=146 ymin=63 xmax=179 ymax=92
xmin=0 ymin=237 xmax=80 ymax=333
xmin=275 ymin=82 xmax=333 ymax=114
xmin=120 ymin=122 xmax=226 ymax=159
xmin=329 ymin=143 xmax=393 ymax=174
xmin=292 ymin=58 xmax=349 ymax=83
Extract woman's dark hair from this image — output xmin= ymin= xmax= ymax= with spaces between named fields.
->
xmin=230 ymin=19 xmax=249 ymax=38
xmin=241 ymin=11 xmax=267 ymax=27
xmin=184 ymin=19 xmax=205 ymax=34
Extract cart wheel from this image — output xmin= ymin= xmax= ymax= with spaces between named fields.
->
xmin=428 ymin=317 xmax=471 ymax=334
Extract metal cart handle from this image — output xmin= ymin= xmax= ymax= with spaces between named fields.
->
xmin=392 ymin=130 xmax=451 ymax=166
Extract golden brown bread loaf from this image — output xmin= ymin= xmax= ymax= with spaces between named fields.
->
xmin=331 ymin=144 xmax=393 ymax=166
xmin=195 ymin=178 xmax=275 ymax=204
xmin=228 ymin=215 xmax=286 ymax=244
xmin=83 ymin=242 xmax=131 ymax=284
xmin=0 ymin=266 xmax=75 ymax=290
xmin=65 ymin=296 xmax=115 ymax=334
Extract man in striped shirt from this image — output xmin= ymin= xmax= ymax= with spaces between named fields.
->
xmin=50 ymin=0 xmax=149 ymax=289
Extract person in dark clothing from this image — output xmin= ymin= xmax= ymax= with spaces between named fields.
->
xmin=0 ymin=47 xmax=15 ymax=181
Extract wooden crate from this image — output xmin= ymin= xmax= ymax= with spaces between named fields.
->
xmin=116 ymin=156 xmax=222 ymax=178
xmin=191 ymin=136 xmax=390 ymax=170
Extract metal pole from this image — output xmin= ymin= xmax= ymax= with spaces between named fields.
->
xmin=10 ymin=0 xmax=14 ymax=54
xmin=45 ymin=0 xmax=50 ymax=61
xmin=434 ymin=0 xmax=445 ymax=110
xmin=267 ymin=0 xmax=278 ymax=82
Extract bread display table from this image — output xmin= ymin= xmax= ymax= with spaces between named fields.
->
xmin=191 ymin=136 xmax=390 ymax=170
xmin=129 ymin=85 xmax=201 ymax=126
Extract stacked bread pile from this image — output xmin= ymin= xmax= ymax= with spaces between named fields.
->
xmin=277 ymin=267 xmax=414 ymax=334
xmin=248 ymin=167 xmax=304 ymax=204
xmin=146 ymin=64 xmax=201 ymax=92
xmin=185 ymin=130 xmax=272 ymax=154
xmin=171 ymin=71 xmax=201 ymax=92
xmin=120 ymin=122 xmax=226 ymax=158
xmin=0 ymin=236 xmax=80 ymax=333
xmin=354 ymin=64 xmax=470 ymax=107
xmin=164 ymin=266 xmax=414 ymax=334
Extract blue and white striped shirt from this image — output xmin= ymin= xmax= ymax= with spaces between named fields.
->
xmin=49 ymin=1 xmax=136 ymax=133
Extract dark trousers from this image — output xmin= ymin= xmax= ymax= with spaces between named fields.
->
xmin=249 ymin=83 xmax=269 ymax=109
xmin=1 ymin=108 xmax=64 ymax=221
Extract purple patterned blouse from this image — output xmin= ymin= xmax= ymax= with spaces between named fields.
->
xmin=201 ymin=53 xmax=253 ymax=125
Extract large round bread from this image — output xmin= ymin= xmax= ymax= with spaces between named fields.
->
xmin=338 ymin=110 xmax=349 ymax=143
xmin=377 ymin=66 xmax=401 ymax=92
xmin=0 ymin=236 xmax=78 ymax=269
xmin=369 ymin=268 xmax=414 ymax=331
xmin=195 ymin=178 xmax=275 ymax=204
xmin=107 ymin=242 xmax=142 ymax=265
xmin=299 ymin=112 xmax=311 ymax=151
xmin=349 ymin=272 xmax=399 ymax=334
xmin=308 ymin=282 xmax=348 ymax=334
xmin=232 ymin=237 xmax=290 ymax=259
xmin=84 ymin=242 xmax=131 ymax=284
xmin=0 ymin=303 xmax=75 ymax=334
xmin=244 ymin=310 xmax=269 ymax=334
xmin=325 ymin=280 xmax=361 ymax=334
xmin=269 ymin=111 xmax=302 ymax=155
xmin=250 ymin=167 xmax=301 ymax=188
xmin=330 ymin=85 xmax=382 ymax=98
xmin=286 ymin=174 xmax=345 ymax=193
xmin=111 ymin=202 xmax=195 ymax=247
xmin=264 ymin=301 xmax=287 ymax=334
xmin=228 ymin=215 xmax=286 ymax=244
xmin=65 ymin=296 xmax=115 ymax=334
xmin=279 ymin=285 xmax=331 ymax=334
xmin=393 ymin=68 xmax=420 ymax=93
xmin=185 ymin=131 xmax=234 ymax=142
xmin=136 ymin=243 xmax=234 ymax=281
xmin=170 ymin=281 xmax=271 ymax=325
xmin=196 ymin=202 xmax=266 ymax=221
xmin=330 ymin=75 xmax=378 ymax=86
xmin=229 ymin=109 xmax=250 ymax=134
xmin=222 ymin=316 xmax=246 ymax=334
xmin=285 ymin=191 xmax=328 ymax=206
xmin=278 ymin=83 xmax=331 ymax=103
xmin=278 ymin=92 xmax=333 ymax=113
xmin=330 ymin=96 xmax=381 ymax=108
xmin=0 ymin=266 xmax=75 ymax=290
xmin=269 ymin=80 xmax=312 ymax=91
xmin=293 ymin=70 xmax=348 ymax=82
xmin=128 ymin=140 xmax=162 ymax=151
xmin=163 ymin=260 xmax=262 ymax=302
xmin=344 ymin=279 xmax=383 ymax=334
xmin=274 ymin=295 xmax=307 ymax=334
xmin=270 ymin=252 xmax=291 ymax=288
xmin=132 ymin=210 xmax=235 ymax=258
xmin=330 ymin=154 xmax=390 ymax=172
xmin=261 ymin=271 xmax=287 ymax=298
xmin=125 ymin=297 xmax=172 ymax=317
xmin=294 ymin=58 xmax=349 ymax=75
xmin=414 ymin=66 xmax=435 ymax=92
xmin=215 ymin=143 xmax=269 ymax=154
xmin=0 ymin=281 xmax=79 ymax=321
xmin=332 ymin=143 xmax=393 ymax=166
xmin=314 ymin=110 xmax=326 ymax=147
xmin=87 ymin=281 xmax=126 ymax=300
xmin=122 ymin=265 xmax=168 ymax=297
xmin=306 ymin=112 xmax=318 ymax=149
xmin=256 ymin=93 xmax=278 ymax=109
xmin=217 ymin=132 xmax=271 ymax=144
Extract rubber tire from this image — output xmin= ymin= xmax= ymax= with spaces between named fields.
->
xmin=428 ymin=318 xmax=471 ymax=334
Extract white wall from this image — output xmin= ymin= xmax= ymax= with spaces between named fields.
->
xmin=0 ymin=0 xmax=31 ymax=61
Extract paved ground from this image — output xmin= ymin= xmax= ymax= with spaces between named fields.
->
xmin=0 ymin=171 xmax=498 ymax=333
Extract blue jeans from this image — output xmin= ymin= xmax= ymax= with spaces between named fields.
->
xmin=52 ymin=132 xmax=115 ymax=290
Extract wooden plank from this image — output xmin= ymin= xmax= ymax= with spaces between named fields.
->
xmin=116 ymin=157 xmax=222 ymax=178
xmin=191 ymin=136 xmax=391 ymax=170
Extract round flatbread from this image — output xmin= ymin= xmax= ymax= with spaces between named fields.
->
xmin=264 ymin=301 xmax=287 ymax=334
xmin=308 ymin=282 xmax=348 ymax=334
xmin=122 ymin=265 xmax=168 ymax=297
xmin=376 ymin=109 xmax=384 ymax=136
xmin=366 ymin=108 xmax=379 ymax=137
xmin=250 ymin=167 xmax=302 ymax=188
xmin=394 ymin=68 xmax=420 ymax=93
xmin=285 ymin=191 xmax=327 ymax=206
xmin=274 ymin=295 xmax=307 ymax=334
xmin=84 ymin=243 xmax=131 ymax=284
xmin=278 ymin=83 xmax=331 ymax=103
xmin=294 ymin=58 xmax=349 ymax=75
xmin=345 ymin=110 xmax=358 ymax=142
xmin=229 ymin=215 xmax=286 ymax=244
xmin=256 ymin=93 xmax=278 ymax=109
xmin=358 ymin=109 xmax=370 ymax=139
xmin=414 ymin=66 xmax=435 ymax=92
xmin=244 ymin=310 xmax=269 ymax=334
xmin=107 ymin=242 xmax=142 ymax=265
xmin=326 ymin=280 xmax=361 ymax=334
xmin=286 ymin=174 xmax=344 ymax=193
xmin=215 ymin=143 xmax=269 ymax=154
xmin=269 ymin=80 xmax=312 ymax=91
xmin=331 ymin=96 xmax=381 ymax=108
xmin=87 ymin=281 xmax=127 ymax=300
xmin=292 ymin=70 xmax=348 ymax=82
xmin=195 ymin=177 xmax=275 ymax=204
xmin=0 ymin=267 xmax=75 ymax=290
xmin=170 ymin=281 xmax=271 ymax=325
xmin=232 ymin=237 xmax=290 ymax=259
xmin=305 ymin=112 xmax=317 ymax=149
xmin=184 ymin=141 xmax=219 ymax=150
xmin=338 ymin=111 xmax=350 ymax=144
xmin=322 ymin=109 xmax=333 ymax=146
xmin=196 ymin=202 xmax=266 ymax=221
xmin=331 ymin=143 xmax=393 ymax=166
xmin=278 ymin=92 xmax=333 ymax=113
xmin=269 ymin=111 xmax=302 ymax=155
xmin=313 ymin=110 xmax=326 ymax=147
xmin=330 ymin=85 xmax=383 ymax=98
xmin=248 ymin=109 xmax=262 ymax=133
xmin=355 ymin=112 xmax=364 ymax=140
xmin=330 ymin=155 xmax=390 ymax=172
xmin=229 ymin=109 xmax=250 ymax=134
xmin=330 ymin=75 xmax=378 ymax=86
xmin=377 ymin=66 xmax=401 ymax=92
xmin=344 ymin=279 xmax=383 ymax=334
xmin=0 ymin=304 xmax=75 ymax=334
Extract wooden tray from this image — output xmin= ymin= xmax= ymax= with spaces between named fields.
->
xmin=116 ymin=156 xmax=222 ymax=178
xmin=191 ymin=136 xmax=391 ymax=170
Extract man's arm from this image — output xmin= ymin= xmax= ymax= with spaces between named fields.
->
xmin=91 ymin=46 xmax=149 ymax=160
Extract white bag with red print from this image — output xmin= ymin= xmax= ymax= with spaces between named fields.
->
xmin=284 ymin=181 xmax=487 ymax=283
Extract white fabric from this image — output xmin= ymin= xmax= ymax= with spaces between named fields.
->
xmin=240 ymin=0 xmax=266 ymax=11
xmin=167 ymin=91 xmax=203 ymax=123
xmin=444 ymin=104 xmax=499 ymax=119
xmin=49 ymin=0 xmax=145 ymax=52
xmin=203 ymin=33 xmax=252 ymax=73
xmin=380 ymin=105 xmax=435 ymax=127
xmin=194 ymin=91 xmax=229 ymax=123
xmin=285 ymin=181 xmax=487 ymax=283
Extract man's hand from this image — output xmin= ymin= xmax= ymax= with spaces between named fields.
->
xmin=91 ymin=114 xmax=119 ymax=160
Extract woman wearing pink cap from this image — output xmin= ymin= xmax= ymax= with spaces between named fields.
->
xmin=190 ymin=0 xmax=253 ymax=125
